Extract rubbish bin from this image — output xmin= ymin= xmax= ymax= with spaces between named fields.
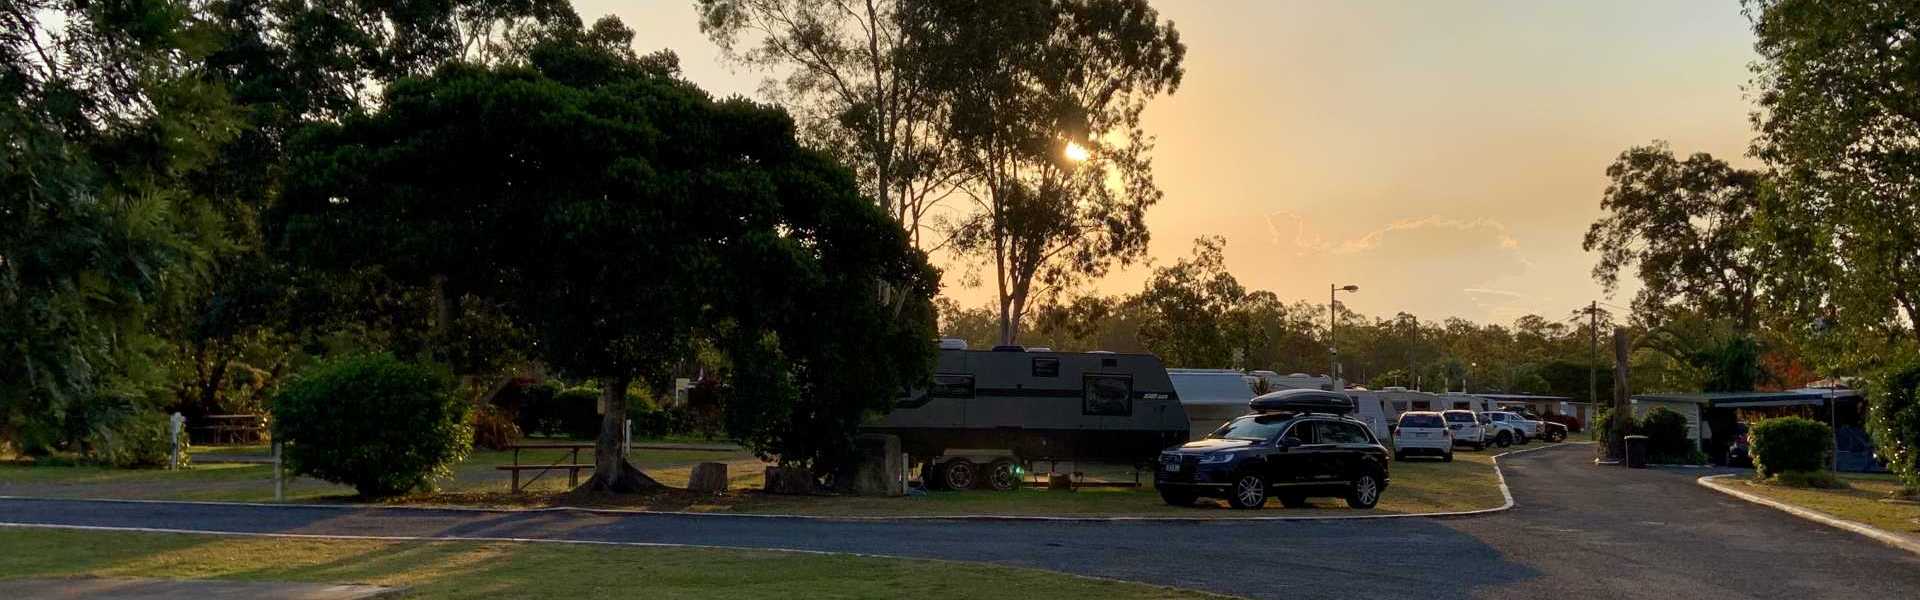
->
xmin=1624 ymin=435 xmax=1649 ymax=469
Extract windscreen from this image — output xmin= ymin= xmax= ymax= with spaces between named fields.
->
xmin=1399 ymin=414 xmax=1444 ymax=428
xmin=1444 ymin=412 xmax=1476 ymax=423
xmin=1209 ymin=416 xmax=1289 ymax=441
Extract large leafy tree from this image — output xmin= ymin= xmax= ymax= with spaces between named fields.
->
xmin=1583 ymin=142 xmax=1770 ymax=331
xmin=281 ymin=22 xmax=935 ymax=490
xmin=1134 ymin=236 xmax=1247 ymax=368
xmin=901 ymin=0 xmax=1183 ymax=345
xmin=1747 ymin=0 xmax=1920 ymax=347
xmin=2 ymin=0 xmax=240 ymax=452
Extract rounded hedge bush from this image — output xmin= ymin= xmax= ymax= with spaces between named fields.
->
xmin=1869 ymin=358 xmax=1920 ymax=493
xmin=271 ymin=354 xmax=471 ymax=498
xmin=1640 ymin=406 xmax=1694 ymax=461
xmin=1749 ymin=416 xmax=1832 ymax=478
xmin=87 ymin=409 xmax=180 ymax=468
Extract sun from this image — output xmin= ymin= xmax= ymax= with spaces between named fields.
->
xmin=1063 ymin=140 xmax=1092 ymax=162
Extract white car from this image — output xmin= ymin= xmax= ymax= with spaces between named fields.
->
xmin=1482 ymin=411 xmax=1536 ymax=445
xmin=1393 ymin=411 xmax=1454 ymax=462
xmin=1442 ymin=409 xmax=1487 ymax=450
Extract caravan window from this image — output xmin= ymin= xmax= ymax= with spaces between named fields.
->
xmin=1413 ymin=400 xmax=1431 ymax=411
xmin=1083 ymin=374 xmax=1133 ymax=416
xmin=1032 ymin=357 xmax=1060 ymax=377
xmin=930 ymin=374 xmax=974 ymax=399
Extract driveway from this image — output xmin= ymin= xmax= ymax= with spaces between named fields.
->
xmin=3 ymin=444 xmax=1916 ymax=599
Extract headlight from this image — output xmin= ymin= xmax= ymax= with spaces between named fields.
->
xmin=1198 ymin=453 xmax=1236 ymax=464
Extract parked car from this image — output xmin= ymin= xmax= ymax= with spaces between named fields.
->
xmin=1512 ymin=408 xmax=1569 ymax=442
xmin=1727 ymin=422 xmax=1753 ymax=467
xmin=1443 ymin=409 xmax=1487 ymax=450
xmin=1393 ymin=412 xmax=1453 ymax=461
xmin=1478 ymin=412 xmax=1520 ymax=447
xmin=1484 ymin=411 xmax=1540 ymax=444
xmin=1156 ymin=390 xmax=1391 ymax=510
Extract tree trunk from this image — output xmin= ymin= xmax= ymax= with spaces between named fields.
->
xmin=579 ymin=375 xmax=661 ymax=493
xmin=1609 ymin=327 xmax=1632 ymax=461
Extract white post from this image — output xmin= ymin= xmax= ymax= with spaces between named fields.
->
xmin=624 ymin=418 xmax=632 ymax=457
xmin=168 ymin=412 xmax=185 ymax=470
xmin=273 ymin=442 xmax=284 ymax=502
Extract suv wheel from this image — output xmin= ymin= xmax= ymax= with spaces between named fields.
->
xmin=1346 ymin=472 xmax=1383 ymax=509
xmin=1549 ymin=429 xmax=1567 ymax=443
xmin=941 ymin=458 xmax=977 ymax=490
xmin=1495 ymin=431 xmax=1512 ymax=448
xmin=1227 ymin=474 xmax=1268 ymax=509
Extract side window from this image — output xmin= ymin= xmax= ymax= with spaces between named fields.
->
xmin=1083 ymin=374 xmax=1132 ymax=416
xmin=1281 ymin=421 xmax=1316 ymax=444
xmin=1489 ymin=413 xmax=1506 ymax=422
xmin=1315 ymin=421 xmax=1370 ymax=445
xmin=1032 ymin=357 xmax=1060 ymax=377
xmin=930 ymin=374 xmax=974 ymax=398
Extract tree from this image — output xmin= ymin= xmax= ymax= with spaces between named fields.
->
xmin=280 ymin=24 xmax=934 ymax=491
xmin=1746 ymin=0 xmax=1920 ymax=347
xmin=3 ymin=0 xmax=240 ymax=453
xmin=1584 ymin=142 xmax=1770 ymax=331
xmin=698 ymin=0 xmax=966 ymax=251
xmin=901 ymin=0 xmax=1183 ymax=344
xmin=1135 ymin=237 xmax=1244 ymax=368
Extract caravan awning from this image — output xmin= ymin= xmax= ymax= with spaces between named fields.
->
xmin=1632 ymin=389 xmax=1862 ymax=409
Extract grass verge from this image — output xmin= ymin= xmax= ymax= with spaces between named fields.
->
xmin=1734 ymin=473 xmax=1920 ymax=535
xmin=0 ymin=528 xmax=1211 ymax=599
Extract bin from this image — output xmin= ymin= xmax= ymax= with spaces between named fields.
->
xmin=1624 ymin=435 xmax=1649 ymax=469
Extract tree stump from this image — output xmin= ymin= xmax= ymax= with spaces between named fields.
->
xmin=763 ymin=466 xmax=816 ymax=495
xmin=688 ymin=462 xmax=729 ymax=493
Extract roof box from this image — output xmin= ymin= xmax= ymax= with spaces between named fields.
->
xmin=1249 ymin=389 xmax=1355 ymax=415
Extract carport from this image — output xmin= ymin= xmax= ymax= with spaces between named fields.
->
xmin=1635 ymin=388 xmax=1872 ymax=469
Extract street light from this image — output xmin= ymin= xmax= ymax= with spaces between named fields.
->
xmin=1329 ymin=284 xmax=1359 ymax=389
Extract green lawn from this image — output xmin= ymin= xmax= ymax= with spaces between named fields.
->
xmin=0 ymin=529 xmax=1213 ymax=599
xmin=1732 ymin=473 xmax=1920 ymax=535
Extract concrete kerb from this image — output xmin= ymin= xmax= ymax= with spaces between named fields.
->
xmin=1697 ymin=473 xmax=1920 ymax=557
xmin=0 ymin=442 xmax=1585 ymax=524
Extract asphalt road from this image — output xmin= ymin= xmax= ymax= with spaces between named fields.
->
xmin=3 ymin=444 xmax=1917 ymax=599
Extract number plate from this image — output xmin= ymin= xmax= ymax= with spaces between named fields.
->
xmin=1165 ymin=463 xmax=1181 ymax=473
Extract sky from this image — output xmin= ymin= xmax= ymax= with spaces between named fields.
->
xmin=579 ymin=0 xmax=1763 ymax=325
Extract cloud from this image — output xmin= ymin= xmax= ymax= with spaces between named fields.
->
xmin=1252 ymin=212 xmax=1534 ymax=321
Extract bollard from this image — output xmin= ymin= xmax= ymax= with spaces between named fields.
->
xmin=168 ymin=412 xmax=185 ymax=470
xmin=273 ymin=442 xmax=284 ymax=502
xmin=624 ymin=418 xmax=632 ymax=456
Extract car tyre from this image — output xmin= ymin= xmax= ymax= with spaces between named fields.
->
xmin=1227 ymin=473 xmax=1268 ymax=509
xmin=1549 ymin=429 xmax=1566 ymax=443
xmin=941 ymin=458 xmax=978 ymax=490
xmin=1279 ymin=494 xmax=1310 ymax=508
xmin=984 ymin=459 xmax=1020 ymax=491
xmin=1495 ymin=432 xmax=1512 ymax=448
xmin=1158 ymin=487 xmax=1195 ymax=507
xmin=1443 ymin=451 xmax=1454 ymax=462
xmin=1346 ymin=472 xmax=1383 ymax=509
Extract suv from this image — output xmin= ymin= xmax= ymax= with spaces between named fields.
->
xmin=1512 ymin=408 xmax=1568 ymax=442
xmin=1393 ymin=412 xmax=1453 ymax=461
xmin=1442 ymin=409 xmax=1487 ymax=450
xmin=1478 ymin=412 xmax=1523 ymax=447
xmin=1157 ymin=410 xmax=1391 ymax=510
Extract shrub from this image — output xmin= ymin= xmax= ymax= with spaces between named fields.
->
xmin=1749 ymin=416 xmax=1832 ymax=478
xmin=271 ymin=354 xmax=471 ymax=498
xmin=471 ymin=404 xmax=522 ymax=451
xmin=86 ymin=409 xmax=181 ymax=468
xmin=1641 ymin=406 xmax=1696 ymax=462
xmin=550 ymin=386 xmax=605 ymax=439
xmin=1869 ymin=358 xmax=1920 ymax=493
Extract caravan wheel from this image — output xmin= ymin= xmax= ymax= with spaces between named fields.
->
xmin=985 ymin=459 xmax=1021 ymax=491
xmin=941 ymin=458 xmax=978 ymax=490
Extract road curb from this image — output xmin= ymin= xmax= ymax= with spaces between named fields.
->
xmin=1697 ymin=473 xmax=1920 ymax=557
xmin=1 ymin=443 xmax=1585 ymax=524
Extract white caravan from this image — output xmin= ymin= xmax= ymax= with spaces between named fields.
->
xmin=1166 ymin=369 xmax=1261 ymax=440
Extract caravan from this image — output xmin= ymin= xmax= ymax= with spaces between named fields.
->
xmin=1166 ymin=369 xmax=1261 ymax=440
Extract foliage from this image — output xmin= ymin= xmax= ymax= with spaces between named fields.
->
xmin=270 ymin=354 xmax=470 ymax=497
xmin=1640 ymin=407 xmax=1697 ymax=463
xmin=85 ymin=410 xmax=184 ymax=469
xmin=1583 ymin=142 xmax=1770 ymax=330
xmin=1766 ymin=469 xmax=1849 ymax=490
xmin=1639 ymin=313 xmax=1767 ymax=393
xmin=1749 ymin=416 xmax=1833 ymax=479
xmin=1134 ymin=237 xmax=1255 ymax=368
xmin=1747 ymin=0 xmax=1920 ymax=347
xmin=470 ymin=404 xmax=522 ymax=451
xmin=1867 ymin=356 xmax=1920 ymax=492
xmin=1595 ymin=409 xmax=1637 ymax=437
xmin=903 ymin=0 xmax=1184 ymax=344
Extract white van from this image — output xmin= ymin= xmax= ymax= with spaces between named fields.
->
xmin=1167 ymin=369 xmax=1260 ymax=440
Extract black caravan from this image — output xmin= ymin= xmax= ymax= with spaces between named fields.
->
xmin=864 ymin=346 xmax=1189 ymax=490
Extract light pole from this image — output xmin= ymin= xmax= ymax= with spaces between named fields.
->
xmin=1329 ymin=284 xmax=1359 ymax=389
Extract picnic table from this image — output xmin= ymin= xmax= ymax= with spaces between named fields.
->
xmin=192 ymin=414 xmax=269 ymax=445
xmin=499 ymin=442 xmax=596 ymax=493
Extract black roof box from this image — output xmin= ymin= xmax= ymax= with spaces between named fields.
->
xmin=1249 ymin=389 xmax=1355 ymax=415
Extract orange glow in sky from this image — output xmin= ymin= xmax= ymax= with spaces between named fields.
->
xmin=582 ymin=0 xmax=1761 ymax=323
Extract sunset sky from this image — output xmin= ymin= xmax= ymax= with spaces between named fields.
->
xmin=585 ymin=0 xmax=1763 ymax=325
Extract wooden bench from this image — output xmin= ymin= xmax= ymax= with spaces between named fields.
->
xmin=499 ymin=442 xmax=597 ymax=493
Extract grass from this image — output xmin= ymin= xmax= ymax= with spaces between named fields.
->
xmin=0 ymin=528 xmax=1211 ymax=599
xmin=1735 ymin=473 xmax=1920 ymax=535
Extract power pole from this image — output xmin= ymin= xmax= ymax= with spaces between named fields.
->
xmin=1588 ymin=301 xmax=1599 ymax=425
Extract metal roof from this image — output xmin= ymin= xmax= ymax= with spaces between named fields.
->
xmin=1471 ymin=393 xmax=1575 ymax=402
xmin=1632 ymin=388 xmax=1863 ymax=408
